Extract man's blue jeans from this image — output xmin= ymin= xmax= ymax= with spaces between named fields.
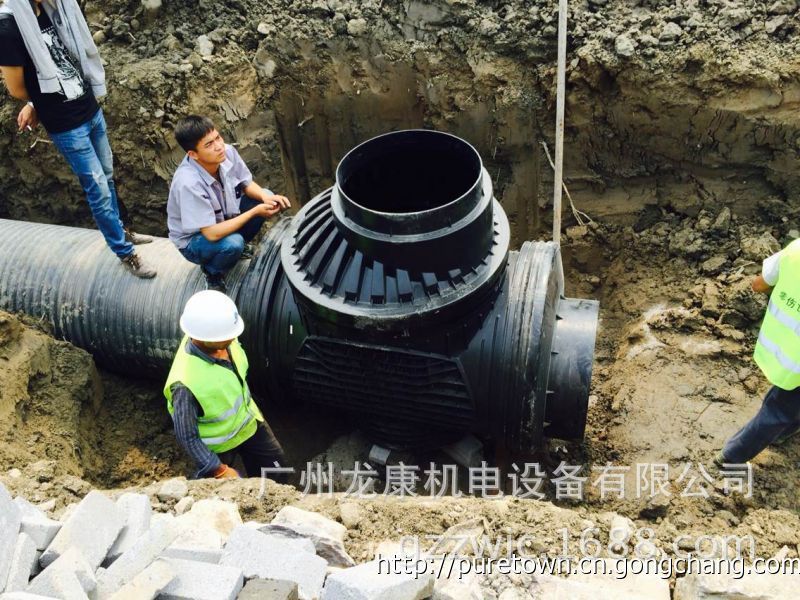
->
xmin=179 ymin=196 xmax=265 ymax=276
xmin=49 ymin=109 xmax=133 ymax=258
xmin=722 ymin=385 xmax=800 ymax=463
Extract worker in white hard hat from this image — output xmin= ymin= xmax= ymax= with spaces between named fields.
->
xmin=164 ymin=290 xmax=286 ymax=480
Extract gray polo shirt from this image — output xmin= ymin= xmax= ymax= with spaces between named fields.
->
xmin=167 ymin=144 xmax=254 ymax=249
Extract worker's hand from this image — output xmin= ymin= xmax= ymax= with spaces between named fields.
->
xmin=751 ymin=274 xmax=773 ymax=295
xmin=213 ymin=464 xmax=240 ymax=479
xmin=251 ymin=202 xmax=284 ymax=219
xmin=17 ymin=104 xmax=38 ymax=132
xmin=260 ymin=193 xmax=291 ymax=211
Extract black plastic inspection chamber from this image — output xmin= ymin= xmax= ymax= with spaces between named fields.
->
xmin=0 ymin=130 xmax=599 ymax=454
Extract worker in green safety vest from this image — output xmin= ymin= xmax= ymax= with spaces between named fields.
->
xmin=164 ymin=290 xmax=286 ymax=480
xmin=717 ymin=238 xmax=800 ymax=465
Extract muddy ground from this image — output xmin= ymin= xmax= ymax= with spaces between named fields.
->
xmin=2 ymin=0 xmax=800 ymax=596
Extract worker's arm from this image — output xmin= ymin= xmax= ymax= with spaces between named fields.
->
xmin=170 ymin=384 xmax=223 ymax=478
xmin=752 ymin=275 xmax=773 ymax=295
xmin=0 ymin=65 xmax=29 ymax=100
xmin=227 ymin=145 xmax=291 ymax=210
xmin=200 ymin=202 xmax=281 ymax=242
xmin=242 ymin=181 xmax=291 ymax=210
xmin=755 ymin=251 xmax=781 ymax=294
xmin=173 ymin=178 xmax=278 ymax=243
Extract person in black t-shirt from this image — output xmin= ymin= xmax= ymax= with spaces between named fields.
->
xmin=0 ymin=0 xmax=157 ymax=278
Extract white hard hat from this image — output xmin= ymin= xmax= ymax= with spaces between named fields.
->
xmin=179 ymin=290 xmax=245 ymax=342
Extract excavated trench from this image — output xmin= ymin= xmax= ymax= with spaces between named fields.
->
xmin=2 ymin=0 xmax=800 ymax=574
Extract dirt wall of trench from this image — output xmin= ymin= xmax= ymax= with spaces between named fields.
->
xmin=1 ymin=0 xmax=799 ymax=245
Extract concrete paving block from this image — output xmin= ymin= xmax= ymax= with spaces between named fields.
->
xmin=57 ymin=503 xmax=78 ymax=523
xmin=107 ymin=493 xmax=152 ymax=563
xmin=173 ymin=496 xmax=194 ymax=515
xmin=264 ymin=505 xmax=356 ymax=567
xmin=106 ymin=558 xmax=175 ymax=600
xmin=433 ymin=574 xmax=483 ymax=600
xmin=0 ymin=483 xmax=23 ymax=592
xmin=258 ymin=524 xmax=356 ymax=568
xmin=674 ymin=572 xmax=800 ymax=599
xmin=431 ymin=560 xmax=482 ymax=600
xmin=19 ymin=521 xmax=61 ymax=554
xmin=176 ymin=499 xmax=241 ymax=539
xmin=271 ymin=506 xmax=346 ymax=544
xmin=433 ymin=580 xmax=483 ymax=600
xmin=497 ymin=589 xmax=529 ymax=600
xmin=321 ymin=560 xmax=435 ymax=600
xmin=28 ymin=547 xmax=95 ymax=597
xmin=532 ymin=575 xmax=632 ymax=600
xmin=95 ymin=520 xmax=180 ymax=598
xmin=158 ymin=558 xmax=243 ymax=600
xmin=149 ymin=512 xmax=176 ymax=528
xmin=166 ymin=520 xmax=225 ymax=564
xmin=242 ymin=520 xmax=268 ymax=529
xmin=161 ymin=500 xmax=240 ymax=566
xmin=14 ymin=497 xmax=62 ymax=551
xmin=220 ymin=526 xmax=326 ymax=600
xmin=160 ymin=546 xmax=222 ymax=564
xmin=156 ymin=479 xmax=188 ymax=503
xmin=5 ymin=533 xmax=38 ymax=592
xmin=13 ymin=498 xmax=45 ymax=521
xmin=35 ymin=570 xmax=87 ymax=600
xmin=238 ymin=578 xmax=299 ymax=600
xmin=243 ymin=529 xmax=316 ymax=555
xmin=30 ymin=552 xmax=42 ymax=578
xmin=13 ymin=498 xmax=47 ymax=521
xmin=40 ymin=491 xmax=125 ymax=571
xmin=570 ymin=559 xmax=670 ymax=600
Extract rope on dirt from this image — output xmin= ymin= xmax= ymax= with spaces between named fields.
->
xmin=541 ymin=140 xmax=594 ymax=227
xmin=29 ymin=137 xmax=53 ymax=150
xmin=552 ymin=0 xmax=568 ymax=245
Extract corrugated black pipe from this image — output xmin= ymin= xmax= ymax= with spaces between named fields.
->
xmin=0 ymin=217 xmax=290 ymax=389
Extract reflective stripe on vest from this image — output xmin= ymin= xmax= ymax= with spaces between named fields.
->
xmin=754 ymin=239 xmax=800 ymax=390
xmin=756 ymin=331 xmax=800 ymax=374
xmin=164 ymin=336 xmax=263 ymax=453
xmin=767 ymin=301 xmax=800 ymax=338
xmin=200 ymin=412 xmax=255 ymax=446
xmin=197 ymin=394 xmax=246 ymax=424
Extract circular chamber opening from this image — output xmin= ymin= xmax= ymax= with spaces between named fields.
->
xmin=337 ymin=130 xmax=482 ymax=214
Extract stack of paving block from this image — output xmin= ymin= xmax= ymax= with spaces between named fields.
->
xmin=0 ymin=482 xmax=435 ymax=600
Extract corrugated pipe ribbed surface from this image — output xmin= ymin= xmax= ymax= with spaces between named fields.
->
xmin=0 ymin=217 xmax=290 ymax=387
xmin=0 ymin=129 xmax=599 ymax=453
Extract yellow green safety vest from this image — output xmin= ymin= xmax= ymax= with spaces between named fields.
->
xmin=754 ymin=239 xmax=800 ymax=391
xmin=164 ymin=336 xmax=263 ymax=453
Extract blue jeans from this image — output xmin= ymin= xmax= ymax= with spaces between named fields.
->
xmin=49 ymin=109 xmax=133 ymax=258
xmin=179 ymin=196 xmax=265 ymax=276
xmin=722 ymin=385 xmax=800 ymax=462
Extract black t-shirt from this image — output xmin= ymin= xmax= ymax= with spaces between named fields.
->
xmin=0 ymin=10 xmax=98 ymax=133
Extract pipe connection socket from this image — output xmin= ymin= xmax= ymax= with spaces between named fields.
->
xmin=277 ymin=130 xmax=599 ymax=450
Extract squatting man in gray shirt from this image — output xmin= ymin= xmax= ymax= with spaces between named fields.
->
xmin=167 ymin=115 xmax=291 ymax=292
